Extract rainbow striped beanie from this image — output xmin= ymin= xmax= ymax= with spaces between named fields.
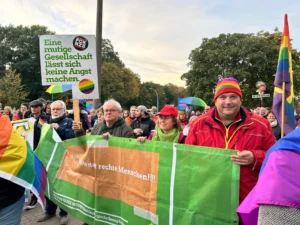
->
xmin=214 ymin=77 xmax=242 ymax=100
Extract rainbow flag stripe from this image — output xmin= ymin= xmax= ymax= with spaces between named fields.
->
xmin=272 ymin=14 xmax=295 ymax=134
xmin=79 ymin=79 xmax=95 ymax=94
xmin=0 ymin=116 xmax=47 ymax=207
xmin=215 ymin=80 xmax=241 ymax=93
xmin=38 ymin=118 xmax=45 ymax=129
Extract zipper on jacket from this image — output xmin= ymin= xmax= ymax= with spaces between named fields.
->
xmin=225 ymin=122 xmax=254 ymax=149
xmin=215 ymin=117 xmax=242 ymax=149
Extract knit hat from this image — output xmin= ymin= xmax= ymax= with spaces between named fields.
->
xmin=157 ymin=106 xmax=178 ymax=117
xmin=214 ymin=77 xmax=242 ymax=100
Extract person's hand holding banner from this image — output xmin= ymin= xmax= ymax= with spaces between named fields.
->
xmin=137 ymin=136 xmax=147 ymax=144
xmin=231 ymin=150 xmax=254 ymax=165
xmin=102 ymin=132 xmax=110 ymax=140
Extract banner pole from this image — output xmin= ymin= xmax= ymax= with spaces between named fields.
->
xmin=260 ymin=94 xmax=263 ymax=107
xmin=73 ymin=99 xmax=80 ymax=127
xmin=281 ymin=82 xmax=285 ymax=138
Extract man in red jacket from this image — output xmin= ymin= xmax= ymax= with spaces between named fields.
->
xmin=185 ymin=77 xmax=276 ymax=203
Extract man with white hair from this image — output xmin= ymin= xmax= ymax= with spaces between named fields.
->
xmin=48 ymin=100 xmax=75 ymax=140
xmin=38 ymin=100 xmax=75 ymax=225
xmin=74 ymin=99 xmax=134 ymax=139
xmin=73 ymin=99 xmax=134 ymax=225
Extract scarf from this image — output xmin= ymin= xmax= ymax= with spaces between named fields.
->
xmin=101 ymin=118 xmax=125 ymax=134
xmin=49 ymin=114 xmax=66 ymax=124
xmin=152 ymin=127 xmax=180 ymax=143
xmin=270 ymin=119 xmax=278 ymax=128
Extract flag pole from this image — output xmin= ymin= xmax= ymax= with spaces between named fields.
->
xmin=281 ymin=82 xmax=285 ymax=138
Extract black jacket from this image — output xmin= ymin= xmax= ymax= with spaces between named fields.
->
xmin=31 ymin=112 xmax=50 ymax=150
xmin=272 ymin=123 xmax=281 ymax=140
xmin=131 ymin=115 xmax=156 ymax=138
xmin=15 ymin=110 xmax=31 ymax=120
xmin=0 ymin=178 xmax=24 ymax=209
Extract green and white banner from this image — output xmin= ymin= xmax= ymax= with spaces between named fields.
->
xmin=36 ymin=124 xmax=240 ymax=225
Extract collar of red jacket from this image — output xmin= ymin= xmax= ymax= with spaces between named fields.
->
xmin=214 ymin=108 xmax=242 ymax=124
xmin=205 ymin=107 xmax=254 ymax=127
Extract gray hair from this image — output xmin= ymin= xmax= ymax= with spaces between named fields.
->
xmin=189 ymin=116 xmax=198 ymax=124
xmin=103 ymin=99 xmax=122 ymax=112
xmin=50 ymin=100 xmax=66 ymax=112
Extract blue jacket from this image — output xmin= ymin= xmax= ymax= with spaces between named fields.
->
xmin=49 ymin=115 xmax=75 ymax=141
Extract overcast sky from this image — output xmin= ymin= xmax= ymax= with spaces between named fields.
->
xmin=1 ymin=0 xmax=300 ymax=87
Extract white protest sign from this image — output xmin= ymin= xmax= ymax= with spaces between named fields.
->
xmin=12 ymin=118 xmax=36 ymax=150
xmin=39 ymin=35 xmax=99 ymax=99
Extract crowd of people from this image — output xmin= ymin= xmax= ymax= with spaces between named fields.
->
xmin=1 ymin=77 xmax=300 ymax=225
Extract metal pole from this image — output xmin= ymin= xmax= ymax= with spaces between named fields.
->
xmin=93 ymin=0 xmax=103 ymax=109
xmin=150 ymin=88 xmax=159 ymax=111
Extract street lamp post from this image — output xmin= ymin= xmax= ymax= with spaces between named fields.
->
xmin=149 ymin=88 xmax=159 ymax=111
xmin=93 ymin=0 xmax=103 ymax=109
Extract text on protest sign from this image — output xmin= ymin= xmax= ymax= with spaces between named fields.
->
xmin=40 ymin=35 xmax=99 ymax=99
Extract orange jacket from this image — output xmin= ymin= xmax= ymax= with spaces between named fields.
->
xmin=185 ymin=107 xmax=276 ymax=203
xmin=124 ymin=117 xmax=133 ymax=125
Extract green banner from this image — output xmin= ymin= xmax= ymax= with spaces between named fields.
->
xmin=35 ymin=124 xmax=240 ymax=225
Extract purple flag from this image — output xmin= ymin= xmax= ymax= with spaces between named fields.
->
xmin=237 ymin=127 xmax=300 ymax=225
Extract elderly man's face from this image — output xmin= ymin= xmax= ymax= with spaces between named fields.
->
xmin=215 ymin=93 xmax=241 ymax=120
xmin=51 ymin=102 xmax=65 ymax=119
xmin=103 ymin=103 xmax=120 ymax=122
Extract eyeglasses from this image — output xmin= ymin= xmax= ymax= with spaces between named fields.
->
xmin=104 ymin=109 xmax=117 ymax=113
xmin=51 ymin=108 xmax=62 ymax=111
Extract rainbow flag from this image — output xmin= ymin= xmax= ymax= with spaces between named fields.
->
xmin=38 ymin=118 xmax=45 ymax=129
xmin=272 ymin=14 xmax=295 ymax=134
xmin=0 ymin=116 xmax=47 ymax=207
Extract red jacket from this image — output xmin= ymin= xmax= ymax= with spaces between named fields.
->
xmin=185 ymin=107 xmax=276 ymax=203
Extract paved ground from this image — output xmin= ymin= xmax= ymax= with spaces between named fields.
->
xmin=21 ymin=204 xmax=82 ymax=225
